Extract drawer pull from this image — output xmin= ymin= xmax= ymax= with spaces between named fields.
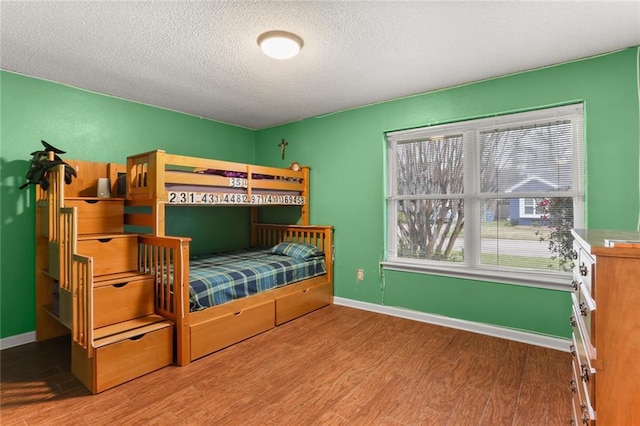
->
xmin=580 ymin=404 xmax=590 ymax=425
xmin=234 ymin=311 xmax=242 ymax=316
xmin=569 ymin=344 xmax=576 ymax=358
xmin=579 ymin=264 xmax=588 ymax=276
xmin=579 ymin=302 xmax=589 ymax=317
xmin=129 ymin=334 xmax=144 ymax=341
xmin=580 ymin=362 xmax=590 ymax=382
xmin=570 ymin=315 xmax=577 ymax=328
xmin=572 ymin=250 xmax=578 ymax=260
xmin=113 ymin=282 xmax=129 ymax=288
xmin=571 ymin=279 xmax=579 ymax=291
xmin=97 ymin=238 xmax=113 ymax=243
xmin=569 ymin=378 xmax=577 ymax=393
xmin=84 ymin=199 xmax=100 ymax=204
xmin=302 ymin=289 xmax=310 ymax=294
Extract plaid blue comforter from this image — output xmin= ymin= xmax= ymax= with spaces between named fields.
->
xmin=189 ymin=249 xmax=327 ymax=311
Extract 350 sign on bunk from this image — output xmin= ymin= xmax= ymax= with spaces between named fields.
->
xmin=167 ymin=191 xmax=305 ymax=205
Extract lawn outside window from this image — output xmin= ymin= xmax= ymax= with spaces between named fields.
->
xmin=383 ymin=104 xmax=584 ymax=290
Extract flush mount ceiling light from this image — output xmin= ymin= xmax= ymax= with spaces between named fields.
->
xmin=257 ymin=31 xmax=303 ymax=60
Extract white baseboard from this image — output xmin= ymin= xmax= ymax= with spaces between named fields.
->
xmin=2 ymin=301 xmax=570 ymax=352
xmin=333 ymin=297 xmax=570 ymax=352
xmin=0 ymin=331 xmax=36 ymax=350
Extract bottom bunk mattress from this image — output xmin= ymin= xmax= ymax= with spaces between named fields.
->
xmin=189 ymin=243 xmax=327 ymax=311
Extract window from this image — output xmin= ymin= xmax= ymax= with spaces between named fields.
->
xmin=384 ymin=104 xmax=584 ymax=289
xmin=520 ymin=197 xmax=545 ymax=218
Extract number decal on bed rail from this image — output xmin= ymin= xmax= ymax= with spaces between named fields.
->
xmin=229 ymin=178 xmax=248 ymax=188
xmin=167 ymin=192 xmax=305 ymax=205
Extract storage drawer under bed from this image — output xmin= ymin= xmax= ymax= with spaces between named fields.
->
xmin=190 ymin=300 xmax=275 ymax=360
xmin=275 ymin=282 xmax=332 ymax=325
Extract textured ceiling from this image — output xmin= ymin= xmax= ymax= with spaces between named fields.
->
xmin=1 ymin=1 xmax=639 ymax=130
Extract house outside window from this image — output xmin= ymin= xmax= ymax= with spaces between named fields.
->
xmin=383 ymin=104 xmax=584 ymax=289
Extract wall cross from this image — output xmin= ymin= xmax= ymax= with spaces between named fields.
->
xmin=278 ymin=138 xmax=288 ymax=160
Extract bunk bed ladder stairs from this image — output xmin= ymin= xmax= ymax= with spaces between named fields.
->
xmin=45 ymin=163 xmax=173 ymax=394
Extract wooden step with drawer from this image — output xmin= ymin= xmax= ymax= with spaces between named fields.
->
xmin=76 ymin=233 xmax=138 ymax=276
xmin=37 ymin=198 xmax=125 ymax=238
xmin=65 ymin=198 xmax=124 ymax=235
xmin=73 ymin=315 xmax=173 ymax=394
xmin=93 ymin=272 xmax=155 ymax=329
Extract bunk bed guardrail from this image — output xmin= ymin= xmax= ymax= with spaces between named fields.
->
xmin=126 ymin=149 xmax=309 ymax=203
xmin=43 ymin=165 xmax=65 ymax=282
xmin=138 ymin=235 xmax=191 ymax=365
xmin=59 ymin=200 xmax=95 ymax=359
xmin=72 ymin=252 xmax=94 ymax=358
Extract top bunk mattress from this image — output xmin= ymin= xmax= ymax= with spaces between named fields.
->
xmin=189 ymin=247 xmax=327 ymax=311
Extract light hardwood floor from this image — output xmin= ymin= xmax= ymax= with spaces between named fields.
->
xmin=1 ymin=305 xmax=572 ymax=425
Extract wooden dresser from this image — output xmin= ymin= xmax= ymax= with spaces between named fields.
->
xmin=570 ymin=229 xmax=640 ymax=425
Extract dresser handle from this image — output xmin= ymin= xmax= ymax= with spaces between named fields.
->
xmin=580 ymin=264 xmax=588 ymax=276
xmin=581 ymin=405 xmax=590 ymax=425
xmin=572 ymin=250 xmax=578 ymax=260
xmin=570 ymin=315 xmax=577 ymax=328
xmin=579 ymin=302 xmax=589 ymax=317
xmin=571 ymin=279 xmax=579 ymax=291
xmin=569 ymin=378 xmax=577 ymax=393
xmin=580 ymin=363 xmax=590 ymax=382
xmin=569 ymin=344 xmax=576 ymax=358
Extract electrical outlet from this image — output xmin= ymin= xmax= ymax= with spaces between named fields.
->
xmin=356 ymin=268 xmax=364 ymax=281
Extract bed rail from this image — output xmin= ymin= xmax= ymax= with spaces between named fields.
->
xmin=253 ymin=223 xmax=334 ymax=283
xmin=53 ymin=207 xmax=76 ymax=295
xmin=53 ymin=203 xmax=94 ymax=358
xmin=44 ymin=165 xmax=66 ymax=280
xmin=72 ymin=253 xmax=94 ymax=358
xmin=253 ymin=224 xmax=330 ymax=249
xmin=138 ymin=234 xmax=191 ymax=365
xmin=126 ymin=150 xmax=308 ymax=206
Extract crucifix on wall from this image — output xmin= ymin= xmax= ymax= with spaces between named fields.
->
xmin=278 ymin=138 xmax=288 ymax=160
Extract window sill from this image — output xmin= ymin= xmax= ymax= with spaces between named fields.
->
xmin=380 ymin=261 xmax=572 ymax=291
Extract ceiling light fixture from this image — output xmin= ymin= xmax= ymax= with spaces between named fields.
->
xmin=257 ymin=31 xmax=303 ymax=60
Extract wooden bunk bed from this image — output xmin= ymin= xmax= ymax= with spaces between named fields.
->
xmin=126 ymin=150 xmax=334 ymax=365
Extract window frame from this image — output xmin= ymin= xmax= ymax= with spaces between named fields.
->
xmin=382 ymin=104 xmax=584 ymax=290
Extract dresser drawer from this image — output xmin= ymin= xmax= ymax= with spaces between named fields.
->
xmin=190 ymin=300 xmax=275 ymax=360
xmin=76 ymin=234 xmax=138 ymax=276
xmin=571 ymin=331 xmax=596 ymax=398
xmin=572 ymin=287 xmax=596 ymax=347
xmin=570 ymin=302 xmax=597 ymax=370
xmin=65 ymin=198 xmax=124 ymax=235
xmin=571 ymin=357 xmax=596 ymax=426
xmin=574 ymin=244 xmax=594 ymax=296
xmin=94 ymin=277 xmax=154 ymax=328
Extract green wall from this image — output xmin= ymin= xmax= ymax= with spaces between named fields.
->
xmin=2 ymin=47 xmax=638 ymax=341
xmin=0 ymin=71 xmax=255 ymax=338
xmin=255 ymin=47 xmax=640 ymax=338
